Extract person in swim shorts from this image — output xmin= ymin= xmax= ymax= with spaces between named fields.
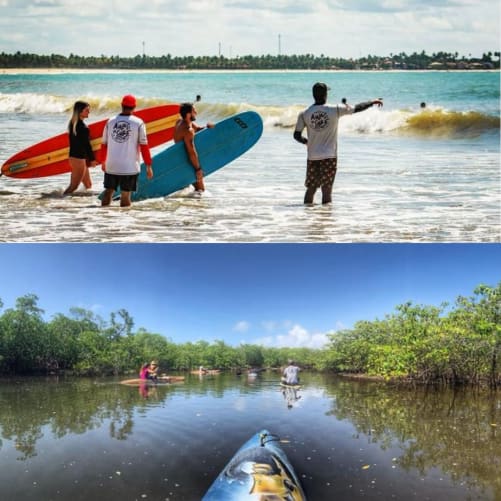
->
xmin=100 ymin=94 xmax=153 ymax=207
xmin=294 ymin=82 xmax=383 ymax=205
xmin=173 ymin=102 xmax=214 ymax=194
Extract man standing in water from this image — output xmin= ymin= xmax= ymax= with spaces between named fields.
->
xmin=173 ymin=102 xmax=214 ymax=194
xmin=100 ymin=94 xmax=153 ymax=207
xmin=294 ymin=83 xmax=383 ymax=205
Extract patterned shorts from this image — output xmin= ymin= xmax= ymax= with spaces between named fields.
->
xmin=305 ymin=158 xmax=337 ymax=189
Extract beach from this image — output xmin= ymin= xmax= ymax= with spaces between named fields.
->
xmin=0 ymin=69 xmax=499 ymax=242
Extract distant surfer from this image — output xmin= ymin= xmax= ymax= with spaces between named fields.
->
xmin=294 ymin=82 xmax=383 ymax=205
xmin=173 ymin=102 xmax=214 ymax=194
xmin=342 ymin=97 xmax=352 ymax=110
xmin=420 ymin=101 xmax=426 ymax=109
xmin=64 ymin=101 xmax=97 ymax=195
xmin=100 ymin=94 xmax=153 ymax=207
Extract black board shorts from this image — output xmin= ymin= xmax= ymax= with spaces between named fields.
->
xmin=104 ymin=173 xmax=139 ymax=192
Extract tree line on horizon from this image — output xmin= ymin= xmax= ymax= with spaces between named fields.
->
xmin=0 ymin=50 xmax=499 ymax=70
xmin=0 ymin=282 xmax=499 ymax=387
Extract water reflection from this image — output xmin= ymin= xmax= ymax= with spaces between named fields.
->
xmin=0 ymin=374 xmax=498 ymax=500
xmin=0 ymin=374 xmax=266 ymax=460
xmin=0 ymin=377 xmax=142 ymax=459
xmin=325 ymin=379 xmax=500 ymax=499
xmin=281 ymin=385 xmax=302 ymax=409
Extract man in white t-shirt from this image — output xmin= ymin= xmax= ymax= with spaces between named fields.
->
xmin=100 ymin=94 xmax=153 ymax=207
xmin=294 ymin=83 xmax=383 ymax=205
xmin=282 ymin=360 xmax=300 ymax=385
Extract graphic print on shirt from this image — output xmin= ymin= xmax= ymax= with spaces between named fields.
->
xmin=310 ymin=111 xmax=330 ymax=130
xmin=112 ymin=120 xmax=131 ymax=143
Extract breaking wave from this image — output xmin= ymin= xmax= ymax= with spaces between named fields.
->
xmin=0 ymin=92 xmax=177 ymax=114
xmin=1 ymin=92 xmax=498 ymax=138
xmin=402 ymin=109 xmax=499 ymax=137
xmin=267 ymin=106 xmax=500 ymax=138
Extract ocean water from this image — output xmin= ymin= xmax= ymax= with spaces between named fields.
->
xmin=0 ymin=70 xmax=499 ymax=242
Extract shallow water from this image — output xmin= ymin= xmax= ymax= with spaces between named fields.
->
xmin=0 ymin=129 xmax=498 ymax=242
xmin=0 ymin=373 xmax=498 ymax=500
xmin=0 ymin=70 xmax=499 ymax=242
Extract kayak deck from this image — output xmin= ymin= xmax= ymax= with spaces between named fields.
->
xmin=280 ymin=382 xmax=302 ymax=390
xmin=202 ymin=430 xmax=306 ymax=500
xmin=120 ymin=376 xmax=185 ymax=386
xmin=190 ymin=369 xmax=221 ymax=375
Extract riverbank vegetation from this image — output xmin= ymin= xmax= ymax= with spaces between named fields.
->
xmin=0 ymin=282 xmax=499 ymax=386
xmin=0 ymin=50 xmax=499 ymax=70
xmin=322 ymin=283 xmax=500 ymax=388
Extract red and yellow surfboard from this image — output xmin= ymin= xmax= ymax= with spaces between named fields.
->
xmin=1 ymin=104 xmax=180 ymax=179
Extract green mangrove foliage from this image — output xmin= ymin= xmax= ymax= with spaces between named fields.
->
xmin=321 ymin=283 xmax=500 ymax=386
xmin=0 ymin=50 xmax=499 ymax=70
xmin=0 ymin=294 xmax=317 ymax=375
xmin=0 ymin=281 xmax=499 ymax=385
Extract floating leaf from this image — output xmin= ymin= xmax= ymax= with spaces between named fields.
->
xmin=362 ymin=464 xmax=370 ymax=470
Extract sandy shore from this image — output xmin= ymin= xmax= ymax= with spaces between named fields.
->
xmin=0 ymin=68 xmax=171 ymax=75
xmin=2 ymin=68 xmax=497 ymax=75
xmin=0 ymin=67 xmax=384 ymax=75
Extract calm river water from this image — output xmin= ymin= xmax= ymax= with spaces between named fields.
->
xmin=0 ymin=373 xmax=499 ymax=501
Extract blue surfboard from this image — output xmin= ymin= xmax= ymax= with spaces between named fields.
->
xmin=101 ymin=111 xmax=263 ymax=202
xmin=202 ymin=430 xmax=306 ymax=500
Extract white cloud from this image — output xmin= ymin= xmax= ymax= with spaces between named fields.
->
xmin=254 ymin=323 xmax=330 ymax=349
xmin=261 ymin=320 xmax=278 ymax=332
xmin=0 ymin=0 xmax=497 ymax=58
xmin=335 ymin=321 xmax=346 ymax=331
xmin=233 ymin=320 xmax=250 ymax=332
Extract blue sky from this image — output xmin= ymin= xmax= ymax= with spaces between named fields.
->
xmin=0 ymin=244 xmax=498 ymax=348
xmin=0 ymin=1 xmax=498 ymax=59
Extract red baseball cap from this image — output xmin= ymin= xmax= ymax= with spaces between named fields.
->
xmin=121 ymin=94 xmax=137 ymax=108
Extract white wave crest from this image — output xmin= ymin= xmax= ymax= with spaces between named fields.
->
xmin=0 ymin=92 xmax=71 ymax=113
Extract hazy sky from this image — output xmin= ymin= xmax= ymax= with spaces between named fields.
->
xmin=0 ymin=1 xmax=498 ymax=59
xmin=0 ymin=244 xmax=498 ymax=349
